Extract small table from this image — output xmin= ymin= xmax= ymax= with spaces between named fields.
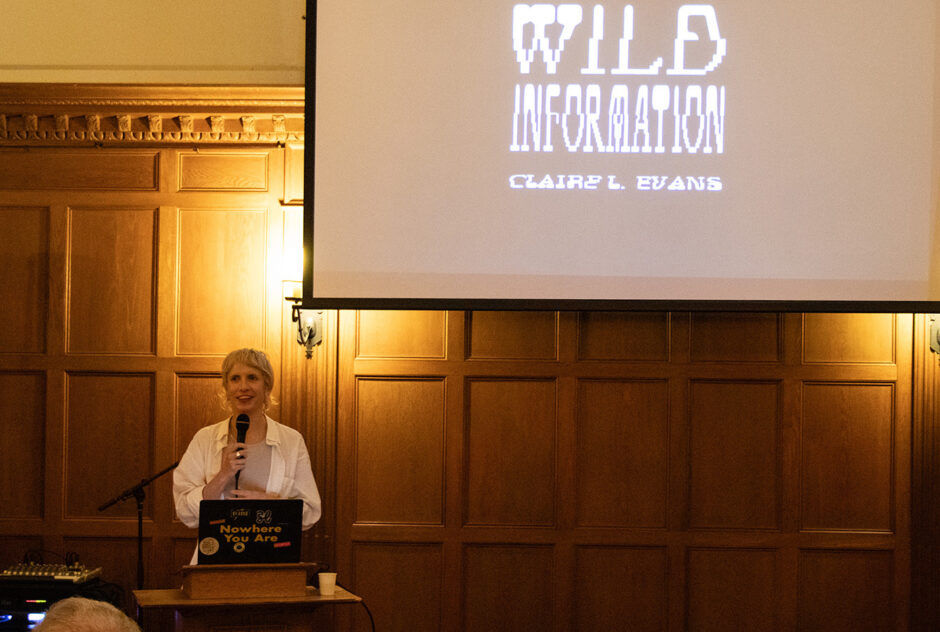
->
xmin=135 ymin=583 xmax=361 ymax=632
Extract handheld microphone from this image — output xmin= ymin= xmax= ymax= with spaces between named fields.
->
xmin=234 ymin=414 xmax=250 ymax=489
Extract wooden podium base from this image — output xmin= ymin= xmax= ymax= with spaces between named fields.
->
xmin=134 ymin=564 xmax=361 ymax=632
xmin=181 ymin=563 xmax=314 ymax=599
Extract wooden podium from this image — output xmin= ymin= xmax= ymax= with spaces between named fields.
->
xmin=134 ymin=564 xmax=361 ymax=632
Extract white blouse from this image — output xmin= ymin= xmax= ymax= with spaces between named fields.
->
xmin=173 ymin=416 xmax=322 ymax=530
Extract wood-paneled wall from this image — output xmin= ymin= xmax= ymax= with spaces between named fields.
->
xmin=1 ymin=85 xmax=939 ymax=631
xmin=0 ymin=86 xmax=326 ymax=615
xmin=336 ymin=311 xmax=917 ymax=631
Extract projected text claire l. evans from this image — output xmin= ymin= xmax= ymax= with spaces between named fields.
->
xmin=508 ymin=174 xmax=723 ymax=191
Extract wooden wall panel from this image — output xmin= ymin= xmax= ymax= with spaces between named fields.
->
xmin=465 ymin=379 xmax=556 ymax=526
xmin=175 ymin=374 xmax=226 ymax=459
xmin=798 ymin=549 xmax=894 ymax=631
xmin=355 ymin=378 xmax=445 ymax=525
xmin=578 ymin=312 xmax=669 ymax=361
xmin=573 ymin=546 xmax=667 ymax=632
xmin=462 ymin=545 xmax=553 ymax=632
xmin=283 ymin=143 xmax=304 ymax=205
xmin=0 ymin=206 xmax=48 ymax=353
xmin=575 ymin=379 xmax=668 ymax=528
xmin=913 ymin=315 xmax=940 ymax=631
xmin=351 ymin=543 xmax=443 ymax=632
xmin=67 ymin=207 xmax=156 ymax=354
xmin=178 ymin=152 xmax=268 ymax=191
xmin=467 ymin=311 xmax=557 ymax=359
xmin=281 ymin=205 xmax=304 ymax=285
xmin=0 ymin=150 xmax=158 ymax=190
xmin=689 ymin=380 xmax=780 ymax=530
xmin=686 ymin=548 xmax=777 ymax=631
xmin=802 ymin=383 xmax=894 ymax=531
xmin=65 ymin=373 xmax=154 ymax=519
xmin=176 ymin=208 xmax=267 ymax=355
xmin=0 ymin=372 xmax=45 ymax=518
xmin=803 ymin=313 xmax=895 ymax=364
xmin=691 ymin=312 xmax=780 ymax=362
xmin=357 ymin=311 xmax=446 ymax=359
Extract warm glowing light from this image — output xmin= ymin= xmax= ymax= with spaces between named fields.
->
xmin=281 ymin=208 xmax=304 ymax=284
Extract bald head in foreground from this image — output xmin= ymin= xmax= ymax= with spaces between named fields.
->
xmin=33 ymin=596 xmax=140 ymax=632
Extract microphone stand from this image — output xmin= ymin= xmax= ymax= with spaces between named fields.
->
xmin=98 ymin=461 xmax=179 ymax=590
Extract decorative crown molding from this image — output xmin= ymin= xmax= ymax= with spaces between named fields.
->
xmin=0 ymin=83 xmax=304 ymax=146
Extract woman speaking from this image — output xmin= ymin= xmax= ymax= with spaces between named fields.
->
xmin=173 ymin=348 xmax=321 ymax=550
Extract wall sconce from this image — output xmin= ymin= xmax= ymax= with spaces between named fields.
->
xmin=290 ymin=301 xmax=323 ymax=358
xmin=930 ymin=315 xmax=940 ymax=355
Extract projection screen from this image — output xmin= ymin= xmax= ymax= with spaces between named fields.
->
xmin=306 ymin=0 xmax=940 ymax=308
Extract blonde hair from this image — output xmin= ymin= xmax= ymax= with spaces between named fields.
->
xmin=34 ymin=597 xmax=140 ymax=632
xmin=219 ymin=348 xmax=276 ymax=412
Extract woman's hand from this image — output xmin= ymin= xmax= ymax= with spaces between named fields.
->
xmin=202 ymin=441 xmax=247 ymax=500
xmin=221 ymin=441 xmax=247 ymax=478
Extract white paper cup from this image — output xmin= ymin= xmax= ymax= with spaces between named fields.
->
xmin=318 ymin=572 xmax=337 ymax=596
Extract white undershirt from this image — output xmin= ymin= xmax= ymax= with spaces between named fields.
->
xmin=222 ymin=441 xmax=273 ymax=497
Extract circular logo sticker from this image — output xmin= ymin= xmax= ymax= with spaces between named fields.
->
xmin=199 ymin=537 xmax=220 ymax=556
xmin=233 ymin=541 xmax=246 ymax=553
